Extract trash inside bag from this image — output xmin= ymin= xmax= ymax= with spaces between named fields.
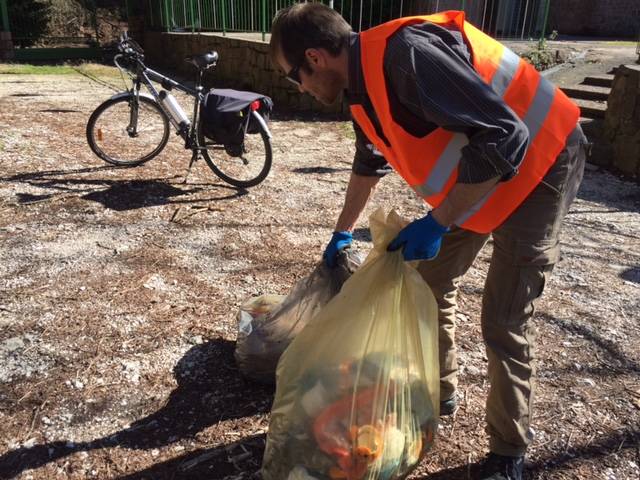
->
xmin=262 ymin=209 xmax=440 ymax=480
xmin=235 ymin=249 xmax=364 ymax=384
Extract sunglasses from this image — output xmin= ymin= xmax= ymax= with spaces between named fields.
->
xmin=285 ymin=63 xmax=302 ymax=87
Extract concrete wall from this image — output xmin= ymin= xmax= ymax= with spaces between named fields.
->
xmin=143 ymin=31 xmax=346 ymax=115
xmin=549 ymin=0 xmax=639 ymax=37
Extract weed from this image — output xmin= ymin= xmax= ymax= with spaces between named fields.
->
xmin=522 ymin=30 xmax=560 ymax=71
xmin=341 ymin=122 xmax=356 ymax=140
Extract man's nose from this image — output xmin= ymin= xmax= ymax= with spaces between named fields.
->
xmin=297 ymin=83 xmax=305 ymax=94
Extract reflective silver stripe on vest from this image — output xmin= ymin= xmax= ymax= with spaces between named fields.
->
xmin=412 ymin=133 xmax=468 ymax=197
xmin=454 ymin=186 xmax=497 ymax=225
xmin=491 ymin=47 xmax=520 ymax=97
xmin=522 ymin=76 xmax=556 ymax=139
xmin=412 ymin=47 xmax=519 ymax=197
xmin=453 ymin=80 xmax=557 ymax=227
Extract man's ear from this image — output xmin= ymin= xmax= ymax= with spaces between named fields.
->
xmin=305 ymin=48 xmax=326 ymax=68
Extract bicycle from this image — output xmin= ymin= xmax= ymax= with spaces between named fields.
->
xmin=86 ymin=33 xmax=273 ymax=188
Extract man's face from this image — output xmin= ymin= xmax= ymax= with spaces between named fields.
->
xmin=277 ymin=49 xmax=343 ymax=105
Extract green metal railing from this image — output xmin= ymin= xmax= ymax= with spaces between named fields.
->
xmin=147 ymin=0 xmax=299 ymax=40
xmin=0 ymin=0 xmax=9 ymax=32
xmin=146 ymin=0 xmax=552 ymax=41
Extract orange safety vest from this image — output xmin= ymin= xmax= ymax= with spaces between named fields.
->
xmin=350 ymin=11 xmax=580 ymax=233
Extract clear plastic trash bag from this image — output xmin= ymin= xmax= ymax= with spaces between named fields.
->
xmin=262 ymin=209 xmax=440 ymax=480
xmin=235 ymin=249 xmax=364 ymax=384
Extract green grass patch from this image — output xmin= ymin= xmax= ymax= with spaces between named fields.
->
xmin=75 ymin=63 xmax=121 ymax=78
xmin=341 ymin=121 xmax=356 ymax=140
xmin=0 ymin=62 xmax=121 ymax=77
xmin=0 ymin=63 xmax=76 ymax=74
xmin=602 ymin=41 xmax=637 ymax=46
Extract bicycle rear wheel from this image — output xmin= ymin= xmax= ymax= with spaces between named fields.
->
xmin=86 ymin=94 xmax=170 ymax=167
xmin=199 ymin=111 xmax=272 ymax=188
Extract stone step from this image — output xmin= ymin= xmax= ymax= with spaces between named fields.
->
xmin=562 ymin=84 xmax=610 ymax=102
xmin=582 ymin=74 xmax=615 ymax=88
xmin=575 ymin=98 xmax=607 ymax=119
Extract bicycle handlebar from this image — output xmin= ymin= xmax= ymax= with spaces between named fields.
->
xmin=117 ymin=32 xmax=145 ymax=61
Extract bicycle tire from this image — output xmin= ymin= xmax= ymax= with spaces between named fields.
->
xmin=86 ymin=94 xmax=170 ymax=167
xmin=199 ymin=111 xmax=272 ymax=188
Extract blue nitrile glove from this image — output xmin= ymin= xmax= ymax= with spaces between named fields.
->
xmin=323 ymin=231 xmax=353 ymax=268
xmin=387 ymin=211 xmax=449 ymax=261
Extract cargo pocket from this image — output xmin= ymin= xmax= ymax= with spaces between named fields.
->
xmin=507 ymin=263 xmax=554 ymax=323
xmin=504 ymin=239 xmax=559 ymax=325
xmin=540 ymin=141 xmax=584 ymax=198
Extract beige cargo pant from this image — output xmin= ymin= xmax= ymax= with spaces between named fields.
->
xmin=418 ymin=126 xmax=587 ymax=457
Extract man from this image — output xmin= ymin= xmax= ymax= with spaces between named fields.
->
xmin=270 ymin=4 xmax=587 ymax=479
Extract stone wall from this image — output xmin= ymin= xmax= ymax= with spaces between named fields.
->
xmin=604 ymin=64 xmax=640 ymax=177
xmin=549 ymin=0 xmax=639 ymax=37
xmin=143 ymin=31 xmax=346 ymax=115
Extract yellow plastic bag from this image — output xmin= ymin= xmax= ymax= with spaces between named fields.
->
xmin=262 ymin=209 xmax=439 ymax=480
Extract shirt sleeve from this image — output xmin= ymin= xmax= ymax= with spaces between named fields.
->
xmin=384 ymin=25 xmax=530 ymax=184
xmin=351 ymin=120 xmax=393 ymax=177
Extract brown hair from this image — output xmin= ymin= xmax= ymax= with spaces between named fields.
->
xmin=270 ymin=3 xmax=352 ymax=72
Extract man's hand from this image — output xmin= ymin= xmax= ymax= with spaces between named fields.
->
xmin=387 ymin=211 xmax=449 ymax=261
xmin=323 ymin=231 xmax=353 ymax=267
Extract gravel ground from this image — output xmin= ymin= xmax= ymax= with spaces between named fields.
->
xmin=0 ymin=63 xmax=639 ymax=480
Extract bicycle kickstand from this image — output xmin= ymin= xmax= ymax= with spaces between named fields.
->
xmin=182 ymin=150 xmax=199 ymax=184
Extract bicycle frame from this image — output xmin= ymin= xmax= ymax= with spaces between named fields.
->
xmin=114 ymin=55 xmax=272 ymax=154
xmin=114 ymin=53 xmax=206 ymax=150
xmin=87 ymin=34 xmax=274 ymax=187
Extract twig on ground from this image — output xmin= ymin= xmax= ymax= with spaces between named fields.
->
xmin=23 ymin=399 xmax=48 ymax=441
xmin=171 ymin=205 xmax=224 ymax=223
xmin=564 ymin=429 xmax=574 ymax=452
xmin=17 ymin=380 xmax=47 ymax=404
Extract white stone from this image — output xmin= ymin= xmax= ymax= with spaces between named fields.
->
xmin=23 ymin=438 xmax=37 ymax=448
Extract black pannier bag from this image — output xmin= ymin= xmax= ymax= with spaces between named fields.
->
xmin=201 ymin=89 xmax=273 ymax=157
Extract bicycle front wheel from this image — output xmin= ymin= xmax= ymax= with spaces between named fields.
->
xmin=199 ymin=111 xmax=272 ymax=188
xmin=86 ymin=94 xmax=170 ymax=167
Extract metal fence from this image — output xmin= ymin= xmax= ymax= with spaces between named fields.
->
xmin=146 ymin=0 xmax=283 ymax=34
xmin=146 ymin=0 xmax=552 ymax=41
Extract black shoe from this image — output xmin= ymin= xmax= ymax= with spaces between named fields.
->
xmin=439 ymin=396 xmax=457 ymax=416
xmin=479 ymin=453 xmax=524 ymax=480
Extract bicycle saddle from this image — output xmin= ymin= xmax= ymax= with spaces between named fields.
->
xmin=186 ymin=51 xmax=219 ymax=69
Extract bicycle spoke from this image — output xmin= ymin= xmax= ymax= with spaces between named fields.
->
xmin=92 ymin=100 xmax=167 ymax=163
xmin=202 ymin=133 xmax=267 ymax=183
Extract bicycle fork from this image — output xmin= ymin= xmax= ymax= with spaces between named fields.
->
xmin=126 ymin=85 xmax=143 ymax=137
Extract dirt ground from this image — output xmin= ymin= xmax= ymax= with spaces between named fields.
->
xmin=0 ymin=57 xmax=639 ymax=480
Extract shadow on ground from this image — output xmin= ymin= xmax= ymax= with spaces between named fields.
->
xmin=292 ymin=166 xmax=351 ymax=175
xmin=1 ymin=166 xmax=248 ymax=210
xmin=104 ymin=424 xmax=640 ymax=479
xmin=0 ymin=339 xmax=273 ymax=480
xmin=1 ymin=284 xmax=638 ymax=478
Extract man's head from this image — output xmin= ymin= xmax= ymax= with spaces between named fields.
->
xmin=270 ymin=3 xmax=352 ymax=105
